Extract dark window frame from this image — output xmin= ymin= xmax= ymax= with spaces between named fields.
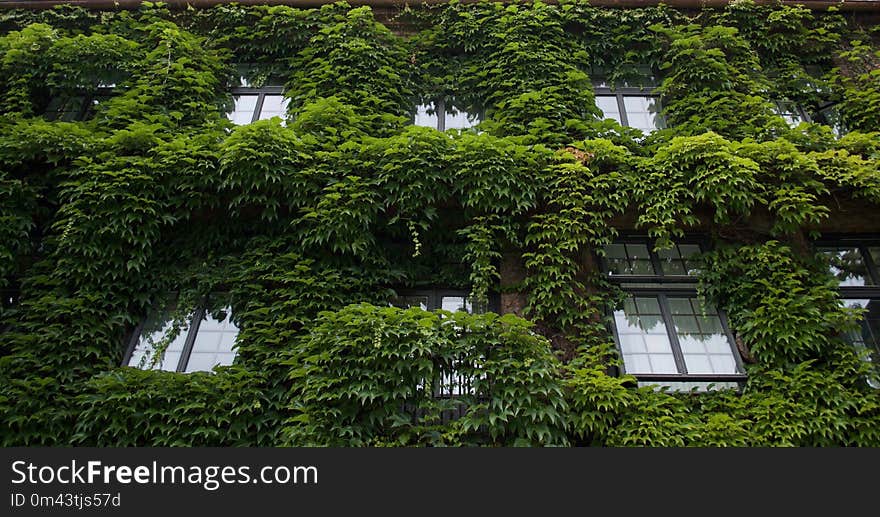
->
xmin=412 ymin=99 xmax=483 ymax=132
xmin=815 ymin=234 xmax=880 ymax=296
xmin=603 ymin=236 xmax=748 ymax=386
xmin=121 ymin=295 xmax=238 ymax=373
xmin=773 ymin=99 xmax=813 ymax=127
xmin=593 ymin=85 xmax=666 ymax=132
xmin=815 ymin=234 xmax=880 ymax=388
xmin=229 ymin=85 xmax=287 ymax=124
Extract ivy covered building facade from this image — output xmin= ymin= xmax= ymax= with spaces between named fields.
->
xmin=1 ymin=0 xmax=879 ymax=446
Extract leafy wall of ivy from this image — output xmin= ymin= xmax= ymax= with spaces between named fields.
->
xmin=1 ymin=0 xmax=879 ymax=446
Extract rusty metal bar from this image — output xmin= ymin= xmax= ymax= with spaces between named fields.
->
xmin=0 ymin=0 xmax=878 ymax=12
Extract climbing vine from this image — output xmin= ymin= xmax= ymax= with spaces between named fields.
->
xmin=0 ymin=0 xmax=878 ymax=447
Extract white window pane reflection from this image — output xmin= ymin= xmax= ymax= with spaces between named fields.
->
xmin=257 ymin=95 xmax=289 ymax=122
xmin=444 ymin=109 xmax=480 ymax=130
xmin=842 ymin=298 xmax=880 ymax=388
xmin=128 ymin=304 xmax=239 ymax=373
xmin=414 ymin=103 xmax=439 ymax=129
xmin=127 ymin=315 xmax=191 ymax=371
xmin=604 ymin=242 xmax=656 ymax=276
xmin=615 ymin=295 xmax=675 ymax=374
xmin=614 ymin=294 xmax=739 ymax=377
xmin=596 ymin=95 xmax=622 ymax=124
xmin=184 ymin=306 xmax=239 ymax=373
xmin=414 ymin=102 xmax=480 ymax=131
xmin=820 ymin=247 xmax=871 ymax=287
xmin=670 ymin=297 xmax=737 ymax=375
xmin=623 ymin=96 xmax=664 ymax=133
xmin=228 ymin=95 xmax=259 ymax=125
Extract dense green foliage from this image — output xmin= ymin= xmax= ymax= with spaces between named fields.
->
xmin=1 ymin=0 xmax=879 ymax=446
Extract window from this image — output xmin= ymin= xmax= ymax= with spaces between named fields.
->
xmin=227 ymin=76 xmax=289 ymax=125
xmin=44 ymin=84 xmax=114 ymax=121
xmin=814 ymin=102 xmax=846 ymax=137
xmin=602 ymin=238 xmax=746 ymax=391
xmin=592 ymin=69 xmax=665 ymax=134
xmin=390 ymin=289 xmax=492 ymax=314
xmin=773 ymin=99 xmax=811 ymax=128
xmin=123 ymin=297 xmax=239 ymax=373
xmin=390 ymin=289 xmax=494 ymax=396
xmin=816 ymin=238 xmax=880 ymax=387
xmin=413 ymin=99 xmax=481 ymax=131
xmin=594 ymin=89 xmax=665 ymax=133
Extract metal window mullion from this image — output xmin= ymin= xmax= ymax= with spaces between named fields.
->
xmin=658 ymin=293 xmax=688 ymax=374
xmin=176 ymin=308 xmax=205 ymax=373
xmin=716 ymin=306 xmax=746 ymax=374
xmin=617 ymin=94 xmax=629 ymax=127
xmin=78 ymin=94 xmax=94 ymax=121
xmin=436 ymin=99 xmax=446 ymax=132
xmin=609 ymin=298 xmax=628 ymax=376
xmin=798 ymin=105 xmax=811 ymax=124
xmin=251 ymin=93 xmax=266 ymax=123
xmin=648 ymin=240 xmax=665 ymax=277
xmin=121 ymin=321 xmax=145 ymax=367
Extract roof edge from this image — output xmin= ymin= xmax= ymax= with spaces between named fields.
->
xmin=0 ymin=0 xmax=878 ymax=12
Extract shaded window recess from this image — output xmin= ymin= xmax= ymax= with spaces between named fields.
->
xmin=44 ymin=84 xmax=115 ymax=121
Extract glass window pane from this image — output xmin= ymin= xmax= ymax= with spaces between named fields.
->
xmin=441 ymin=296 xmax=468 ymax=312
xmin=128 ymin=310 xmax=191 ymax=371
xmin=45 ymin=96 xmax=87 ymax=121
xmin=595 ymin=95 xmax=622 ymax=124
xmin=819 ymin=247 xmax=871 ymax=287
xmin=708 ymin=355 xmax=736 ymax=373
xmin=673 ymin=315 xmax=700 ymax=334
xmin=668 ymin=296 xmax=738 ymax=375
xmin=444 ymin=107 xmax=480 ymax=130
xmin=657 ymin=243 xmax=701 ymax=276
xmin=635 ymin=297 xmax=661 ymax=314
xmin=257 ymin=94 xmax=289 ymax=122
xmin=667 ymin=298 xmax=693 ymax=315
xmin=648 ymin=354 xmax=678 ymax=374
xmin=614 ymin=295 xmax=676 ymax=374
xmin=638 ymin=381 xmax=740 ymax=392
xmin=868 ymin=247 xmax=880 ymax=278
xmin=228 ymin=95 xmax=259 ymax=125
xmin=683 ymin=354 xmax=712 ymax=374
xmin=619 ymin=333 xmax=647 ymax=354
xmin=623 ymin=96 xmax=664 ymax=133
xmin=604 ymin=243 xmax=629 ymax=275
xmin=184 ymin=306 xmax=239 ymax=373
xmin=414 ymin=103 xmax=440 ymax=129
xmin=391 ymin=296 xmax=429 ymax=310
xmin=775 ymin=101 xmax=805 ymax=128
xmin=626 ymin=243 xmax=654 ymax=275
xmin=842 ymin=298 xmax=880 ymax=388
xmin=603 ymin=242 xmax=657 ymax=275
